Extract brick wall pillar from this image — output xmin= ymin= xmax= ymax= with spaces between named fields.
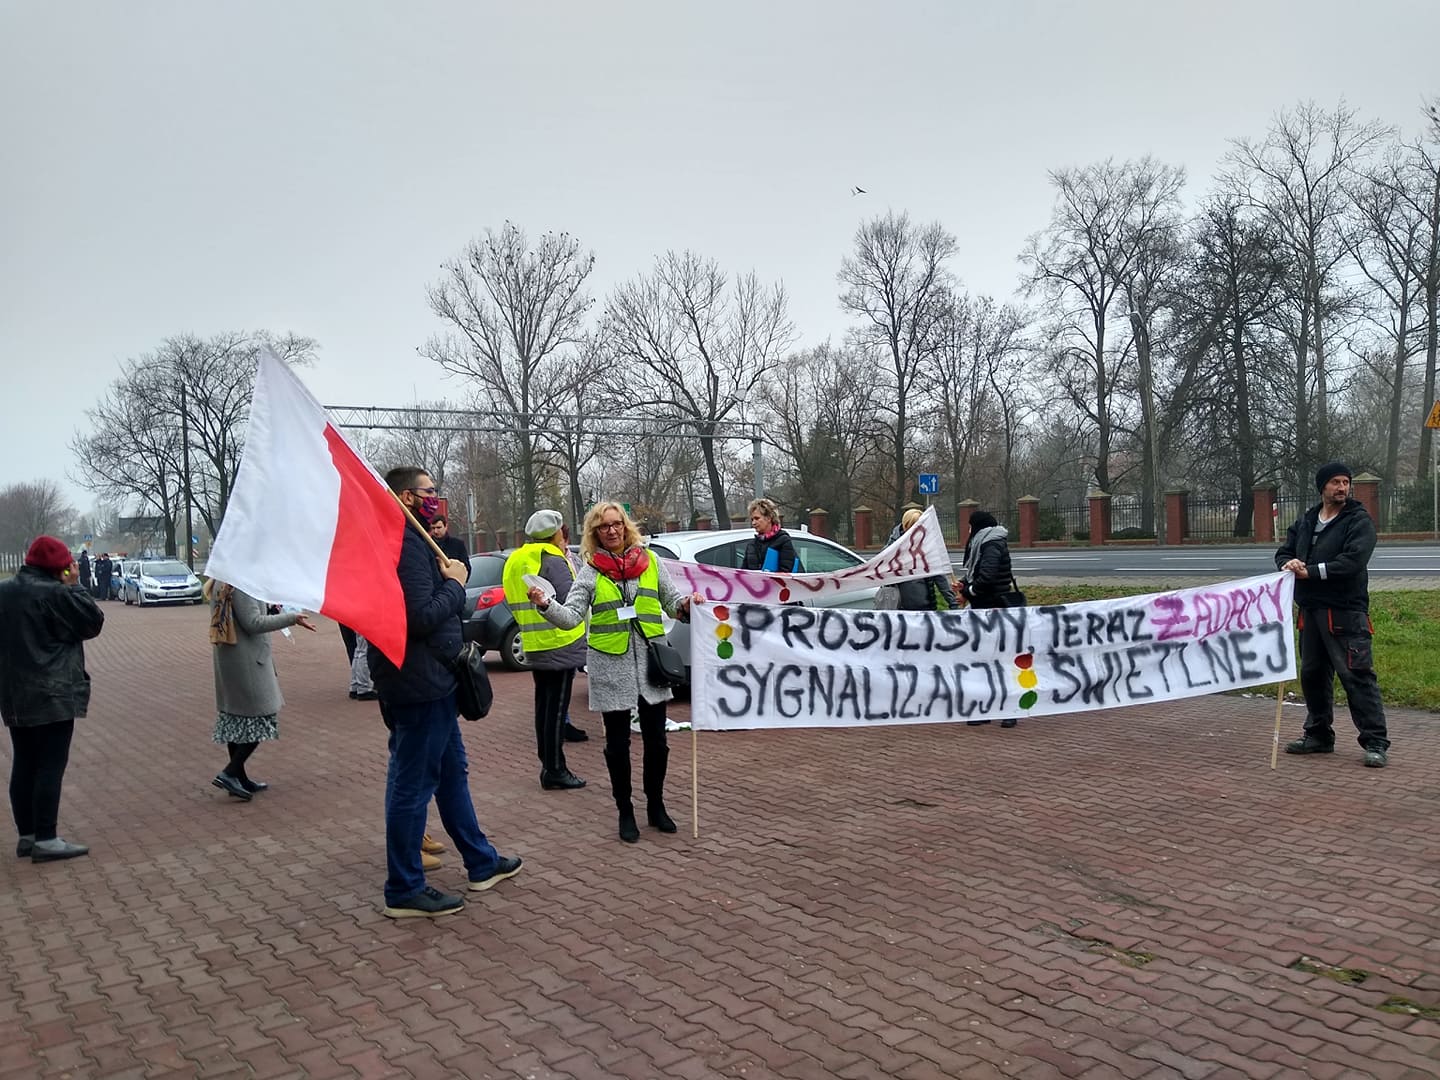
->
xmin=665 ymin=519 xmax=679 ymax=533
xmin=496 ymin=529 xmax=509 ymax=550
xmin=694 ymin=514 xmax=712 ymax=531
xmin=1017 ymin=495 xmax=1040 ymax=548
xmin=1087 ymin=492 xmax=1112 ymax=545
xmin=1352 ymin=472 xmax=1381 ymax=527
xmin=853 ymin=506 xmax=874 ymax=550
xmin=808 ymin=507 xmax=829 ymax=538
xmin=1252 ymin=485 xmax=1277 ymax=544
xmin=957 ymin=498 xmax=980 ymax=543
xmin=1164 ymin=490 xmax=1189 ymax=545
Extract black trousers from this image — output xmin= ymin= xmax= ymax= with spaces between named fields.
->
xmin=533 ymin=668 xmax=575 ymax=774
xmin=601 ymin=699 xmax=669 ymax=810
xmin=1299 ymin=607 xmax=1389 ymax=751
xmin=8 ymin=720 xmax=76 ymax=841
xmin=339 ymin=624 xmax=358 ymax=665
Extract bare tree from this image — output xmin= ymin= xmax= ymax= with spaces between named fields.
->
xmin=1021 ymin=158 xmax=1186 ymax=494
xmin=423 ymin=223 xmax=596 ymax=518
xmin=603 ymin=251 xmax=795 ymax=525
xmin=921 ymin=294 xmax=1028 ymax=510
xmin=71 ymin=364 xmax=184 ymax=555
xmin=1226 ymin=101 xmax=1389 ymax=475
xmin=0 ymin=480 xmax=75 ymax=554
xmin=759 ymin=343 xmax=887 ymax=540
xmin=1345 ymin=146 xmax=1429 ymax=488
xmin=839 ymin=212 xmax=957 ymax=521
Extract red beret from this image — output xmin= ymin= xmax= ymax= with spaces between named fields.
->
xmin=25 ymin=536 xmax=74 ymax=572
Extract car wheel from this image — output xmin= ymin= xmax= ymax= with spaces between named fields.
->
xmin=500 ymin=624 xmax=528 ymax=671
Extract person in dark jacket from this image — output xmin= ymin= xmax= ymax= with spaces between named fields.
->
xmin=1277 ymin=462 xmax=1390 ymax=768
xmin=370 ymin=466 xmax=521 ymax=919
xmin=895 ymin=508 xmax=958 ymax=612
xmin=94 ymin=554 xmax=113 ymax=601
xmin=0 ymin=536 xmax=105 ymax=862
xmin=959 ymin=511 xmax=1014 ymax=610
xmin=77 ymin=549 xmax=92 ymax=594
xmin=503 ymin=509 xmax=589 ymax=790
xmin=740 ymin=498 xmax=797 ymax=573
xmin=428 ymin=514 xmax=470 ymax=566
xmin=959 ymin=510 xmax=1019 ymax=728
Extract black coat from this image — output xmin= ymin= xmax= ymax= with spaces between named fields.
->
xmin=741 ymin=529 xmax=797 ymax=573
xmin=0 ymin=567 xmax=105 ymax=728
xmin=963 ymin=532 xmax=1014 ymax=608
xmin=898 ymin=575 xmax=959 ymax=612
xmin=1275 ymin=498 xmax=1375 ymax=612
xmin=437 ymin=533 xmax=470 ymax=566
xmin=77 ymin=550 xmax=91 ymax=587
xmin=368 ymin=527 xmax=466 ymax=705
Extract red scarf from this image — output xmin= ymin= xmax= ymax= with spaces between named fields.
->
xmin=759 ymin=524 xmax=781 ymax=541
xmin=591 ymin=545 xmax=650 ymax=581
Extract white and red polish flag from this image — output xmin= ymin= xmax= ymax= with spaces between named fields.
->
xmin=205 ymin=349 xmax=409 ymax=664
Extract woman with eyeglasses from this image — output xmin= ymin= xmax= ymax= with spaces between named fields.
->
xmin=527 ymin=502 xmax=703 ymax=844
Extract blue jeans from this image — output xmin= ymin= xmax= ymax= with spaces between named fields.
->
xmin=382 ymin=693 xmax=501 ymax=904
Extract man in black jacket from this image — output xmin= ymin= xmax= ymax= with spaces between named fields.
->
xmin=0 ymin=536 xmax=105 ymax=861
xmin=1276 ymin=462 xmax=1390 ymax=768
xmin=370 ymin=466 xmax=521 ymax=918
xmin=428 ymin=514 xmax=470 ymax=566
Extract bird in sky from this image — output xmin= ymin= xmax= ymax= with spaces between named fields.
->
xmin=851 ymin=186 xmax=867 ymax=196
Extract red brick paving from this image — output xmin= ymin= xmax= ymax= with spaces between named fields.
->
xmin=1 ymin=601 xmax=1438 ymax=1079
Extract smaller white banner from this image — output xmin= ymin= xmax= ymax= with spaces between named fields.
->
xmin=690 ymin=573 xmax=1296 ymax=730
xmin=665 ymin=505 xmax=951 ymax=604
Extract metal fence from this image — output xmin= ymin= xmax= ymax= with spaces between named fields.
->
xmin=0 ymin=552 xmax=23 ymax=574
xmin=1382 ymin=482 xmax=1436 ymax=532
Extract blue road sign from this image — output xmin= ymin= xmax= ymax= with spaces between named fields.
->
xmin=918 ymin=473 xmax=940 ymax=495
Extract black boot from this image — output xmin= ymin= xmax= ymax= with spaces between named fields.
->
xmin=605 ymin=747 xmax=639 ymax=842
xmin=539 ymin=708 xmax=584 ymax=789
xmin=643 ymin=743 xmax=675 ymax=832
xmin=618 ymin=806 xmax=640 ymax=843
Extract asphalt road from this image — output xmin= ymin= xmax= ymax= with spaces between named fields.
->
xmin=996 ymin=540 xmax=1440 ymax=581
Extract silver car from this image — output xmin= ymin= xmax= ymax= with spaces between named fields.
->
xmin=121 ymin=558 xmax=205 ymax=606
xmin=647 ymin=528 xmax=879 ymax=686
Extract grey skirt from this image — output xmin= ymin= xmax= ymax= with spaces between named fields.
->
xmin=213 ymin=711 xmax=279 ymax=744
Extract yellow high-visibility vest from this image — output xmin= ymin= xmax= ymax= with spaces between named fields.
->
xmin=587 ymin=559 xmax=665 ymax=654
xmin=503 ymin=543 xmax=584 ymax=654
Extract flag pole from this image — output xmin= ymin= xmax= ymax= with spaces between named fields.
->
xmin=390 ymin=492 xmax=457 ymax=566
xmin=691 ymin=724 xmax=699 ymax=838
xmin=1270 ymin=681 xmax=1286 ymax=769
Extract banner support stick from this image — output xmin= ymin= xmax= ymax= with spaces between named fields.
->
xmin=691 ymin=725 xmax=700 ymax=838
xmin=1270 ymin=681 xmax=1286 ymax=770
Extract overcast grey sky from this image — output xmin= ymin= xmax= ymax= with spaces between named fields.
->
xmin=4 ymin=1 xmax=1438 ymax=513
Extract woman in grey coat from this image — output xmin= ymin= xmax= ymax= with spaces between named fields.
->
xmin=207 ymin=580 xmax=315 ymax=800
xmin=528 ymin=502 xmax=703 ymax=844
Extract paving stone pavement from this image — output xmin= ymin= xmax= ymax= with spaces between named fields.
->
xmin=1 ymin=601 xmax=1437 ymax=1080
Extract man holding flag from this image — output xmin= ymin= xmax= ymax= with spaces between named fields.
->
xmin=205 ymin=350 xmax=521 ymax=919
xmin=369 ymin=467 xmax=524 ymax=918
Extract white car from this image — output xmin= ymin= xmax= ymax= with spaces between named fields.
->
xmin=647 ymin=528 xmax=880 ymax=686
xmin=122 ymin=558 xmax=205 ymax=606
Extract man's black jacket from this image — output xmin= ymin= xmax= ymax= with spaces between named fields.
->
xmin=1275 ymin=497 xmax=1375 ymax=612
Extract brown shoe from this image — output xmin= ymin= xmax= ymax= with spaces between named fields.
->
xmin=421 ymin=833 xmax=445 ymax=855
xmin=421 ymin=850 xmax=443 ymax=871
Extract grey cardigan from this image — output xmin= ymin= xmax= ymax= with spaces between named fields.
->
xmin=212 ymin=588 xmax=302 ymax=717
xmin=538 ymin=556 xmax=689 ymax=712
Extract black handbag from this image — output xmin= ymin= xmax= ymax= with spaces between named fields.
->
xmin=450 ymin=641 xmax=494 ymax=720
xmin=998 ymin=575 xmax=1027 ymax=608
xmin=631 ymin=619 xmax=687 ymax=688
xmin=646 ymin=637 xmax=688 ymax=688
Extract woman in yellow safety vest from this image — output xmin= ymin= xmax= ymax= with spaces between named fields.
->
xmin=528 ymin=502 xmax=703 ymax=844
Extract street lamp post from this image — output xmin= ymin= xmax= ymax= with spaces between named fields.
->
xmin=180 ymin=379 xmax=194 ymax=570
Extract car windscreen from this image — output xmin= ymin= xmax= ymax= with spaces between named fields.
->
xmin=649 ymin=543 xmax=678 ymax=560
xmin=142 ymin=561 xmax=191 ymax=577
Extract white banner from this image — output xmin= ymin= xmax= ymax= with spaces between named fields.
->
xmin=664 ymin=505 xmax=951 ymax=604
xmin=690 ymin=573 xmax=1296 ymax=730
